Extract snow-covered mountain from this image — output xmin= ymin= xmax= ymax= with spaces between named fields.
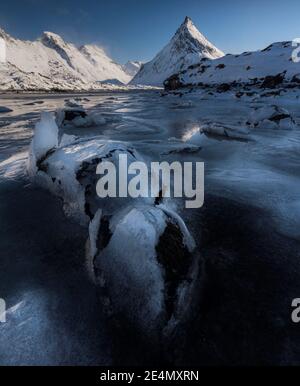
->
xmin=122 ymin=61 xmax=143 ymax=77
xmin=0 ymin=28 xmax=131 ymax=91
xmin=131 ymin=17 xmax=224 ymax=86
xmin=164 ymin=41 xmax=300 ymax=90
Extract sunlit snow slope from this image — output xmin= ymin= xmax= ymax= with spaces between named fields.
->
xmin=0 ymin=28 xmax=131 ymax=91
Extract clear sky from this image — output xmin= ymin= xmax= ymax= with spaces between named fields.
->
xmin=1 ymin=0 xmax=299 ymax=64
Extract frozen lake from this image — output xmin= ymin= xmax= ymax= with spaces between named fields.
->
xmin=0 ymin=90 xmax=300 ymax=365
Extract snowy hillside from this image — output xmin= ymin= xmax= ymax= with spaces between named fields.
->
xmin=164 ymin=41 xmax=300 ymax=90
xmin=122 ymin=61 xmax=143 ymax=77
xmin=131 ymin=17 xmax=224 ymax=86
xmin=0 ymin=28 xmax=131 ymax=91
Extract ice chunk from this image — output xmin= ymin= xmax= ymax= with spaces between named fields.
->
xmin=28 ymin=129 xmax=143 ymax=222
xmin=27 ymin=112 xmax=58 ymax=177
xmin=200 ymin=121 xmax=250 ymax=140
xmin=247 ymin=105 xmax=296 ymax=130
xmin=56 ymin=107 xmax=106 ymax=128
xmin=87 ymin=203 xmax=201 ymax=341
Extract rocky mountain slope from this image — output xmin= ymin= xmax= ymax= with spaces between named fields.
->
xmin=131 ymin=17 xmax=224 ymax=86
xmin=164 ymin=41 xmax=300 ymax=91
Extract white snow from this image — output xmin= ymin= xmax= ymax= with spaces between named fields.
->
xmin=0 ymin=28 xmax=132 ymax=90
xmin=131 ymin=17 xmax=224 ymax=86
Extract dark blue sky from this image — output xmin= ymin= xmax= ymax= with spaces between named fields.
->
xmin=1 ymin=0 xmax=299 ymax=63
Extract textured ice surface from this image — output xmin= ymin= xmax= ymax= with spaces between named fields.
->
xmin=1 ymin=90 xmax=300 ymax=365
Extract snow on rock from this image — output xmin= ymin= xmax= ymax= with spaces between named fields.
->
xmin=246 ymin=105 xmax=297 ymax=130
xmin=86 ymin=202 xmax=201 ymax=340
xmin=131 ymin=17 xmax=223 ymax=86
xmin=164 ymin=41 xmax=300 ymax=90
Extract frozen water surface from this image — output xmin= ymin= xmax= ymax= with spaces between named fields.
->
xmin=0 ymin=90 xmax=300 ymax=365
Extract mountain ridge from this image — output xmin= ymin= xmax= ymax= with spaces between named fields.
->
xmin=0 ymin=27 xmax=131 ymax=90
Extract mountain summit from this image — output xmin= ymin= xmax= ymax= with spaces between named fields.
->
xmin=131 ymin=17 xmax=224 ymax=86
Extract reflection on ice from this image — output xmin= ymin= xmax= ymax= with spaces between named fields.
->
xmin=182 ymin=125 xmax=200 ymax=142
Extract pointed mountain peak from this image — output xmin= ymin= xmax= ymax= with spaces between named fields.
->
xmin=173 ymin=17 xmax=224 ymax=58
xmin=176 ymin=16 xmax=203 ymax=38
xmin=179 ymin=16 xmax=195 ymax=32
xmin=131 ymin=17 xmax=224 ymax=86
xmin=183 ymin=16 xmax=193 ymax=25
